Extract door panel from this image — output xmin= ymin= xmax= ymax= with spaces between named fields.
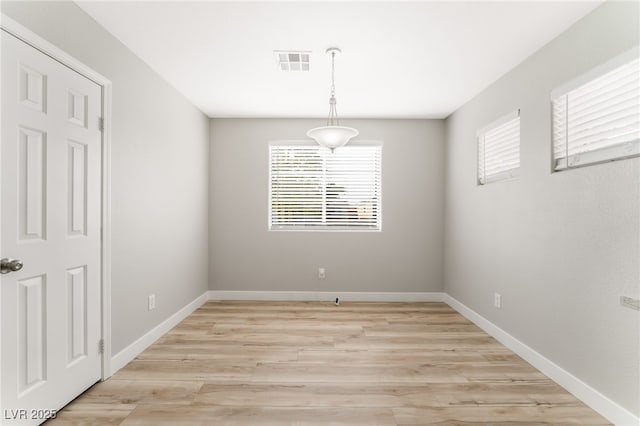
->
xmin=18 ymin=127 xmax=47 ymax=241
xmin=1 ymin=30 xmax=102 ymax=425
xmin=67 ymin=141 xmax=87 ymax=237
xmin=17 ymin=274 xmax=46 ymax=395
xmin=67 ymin=265 xmax=87 ymax=365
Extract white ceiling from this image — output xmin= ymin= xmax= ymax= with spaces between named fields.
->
xmin=77 ymin=1 xmax=602 ymax=119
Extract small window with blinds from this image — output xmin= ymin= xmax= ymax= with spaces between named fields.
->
xmin=269 ymin=142 xmax=382 ymax=231
xmin=477 ymin=110 xmax=521 ymax=185
xmin=552 ymin=49 xmax=640 ymax=170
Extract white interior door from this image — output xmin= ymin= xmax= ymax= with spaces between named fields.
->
xmin=1 ymin=30 xmax=102 ymax=425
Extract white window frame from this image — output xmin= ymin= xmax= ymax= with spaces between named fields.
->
xmin=477 ymin=109 xmax=521 ymax=185
xmin=268 ymin=140 xmax=383 ymax=232
xmin=551 ymin=47 xmax=640 ymax=171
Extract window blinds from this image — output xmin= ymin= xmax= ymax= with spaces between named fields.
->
xmin=552 ymin=56 xmax=640 ymax=170
xmin=269 ymin=144 xmax=382 ymax=230
xmin=477 ymin=111 xmax=521 ymax=185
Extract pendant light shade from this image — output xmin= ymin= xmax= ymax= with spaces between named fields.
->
xmin=306 ymin=125 xmax=359 ymax=151
xmin=307 ymin=47 xmax=358 ymax=151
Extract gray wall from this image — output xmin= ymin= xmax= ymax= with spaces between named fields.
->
xmin=444 ymin=1 xmax=639 ymax=415
xmin=1 ymin=2 xmax=210 ymax=355
xmin=210 ymin=119 xmax=444 ymax=293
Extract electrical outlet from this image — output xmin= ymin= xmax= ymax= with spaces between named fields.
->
xmin=148 ymin=294 xmax=156 ymax=311
xmin=494 ymin=293 xmax=502 ymax=309
xmin=620 ymin=296 xmax=640 ymax=311
xmin=318 ymin=267 xmax=326 ymax=280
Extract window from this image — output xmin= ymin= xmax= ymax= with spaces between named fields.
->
xmin=269 ymin=142 xmax=382 ymax=231
xmin=552 ymin=49 xmax=640 ymax=170
xmin=477 ymin=110 xmax=520 ymax=185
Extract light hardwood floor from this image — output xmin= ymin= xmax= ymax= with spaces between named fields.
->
xmin=49 ymin=301 xmax=610 ymax=425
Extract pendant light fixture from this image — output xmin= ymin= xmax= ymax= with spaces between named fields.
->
xmin=307 ymin=47 xmax=358 ymax=151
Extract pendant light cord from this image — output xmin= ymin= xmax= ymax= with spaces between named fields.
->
xmin=327 ymin=50 xmax=339 ymax=126
xmin=330 ymin=51 xmax=336 ymax=99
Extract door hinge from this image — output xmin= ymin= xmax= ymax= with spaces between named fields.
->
xmin=98 ymin=117 xmax=104 ymax=131
xmin=98 ymin=339 xmax=104 ymax=354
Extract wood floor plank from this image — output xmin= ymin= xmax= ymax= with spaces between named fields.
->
xmin=296 ymin=348 xmax=493 ymax=364
xmin=193 ymin=383 xmax=443 ymax=408
xmin=392 ymin=406 xmax=611 ymax=425
xmin=46 ymin=402 xmax=135 ymax=425
xmin=49 ymin=301 xmax=610 ymax=425
xmin=250 ymin=363 xmax=469 ymax=384
xmin=121 ymin=405 xmax=397 ymax=426
xmin=137 ymin=345 xmax=299 ymax=362
xmin=66 ymin=380 xmax=204 ymax=405
xmin=114 ymin=360 xmax=254 ymax=381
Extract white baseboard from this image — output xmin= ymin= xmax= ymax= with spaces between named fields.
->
xmin=207 ymin=290 xmax=445 ymax=303
xmin=109 ymin=292 xmax=208 ymax=375
xmin=443 ymin=294 xmax=639 ymax=426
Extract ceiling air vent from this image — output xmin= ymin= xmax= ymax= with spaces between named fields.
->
xmin=275 ymin=51 xmax=310 ymax=71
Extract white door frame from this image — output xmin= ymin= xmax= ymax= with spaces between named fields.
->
xmin=1 ymin=14 xmax=113 ymax=379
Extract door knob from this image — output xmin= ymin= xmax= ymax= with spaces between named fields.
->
xmin=1 ymin=258 xmax=23 ymax=274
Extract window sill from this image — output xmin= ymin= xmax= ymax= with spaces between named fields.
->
xmin=478 ymin=168 xmax=520 ymax=185
xmin=269 ymin=225 xmax=381 ymax=233
xmin=554 ymin=140 xmax=640 ymax=171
